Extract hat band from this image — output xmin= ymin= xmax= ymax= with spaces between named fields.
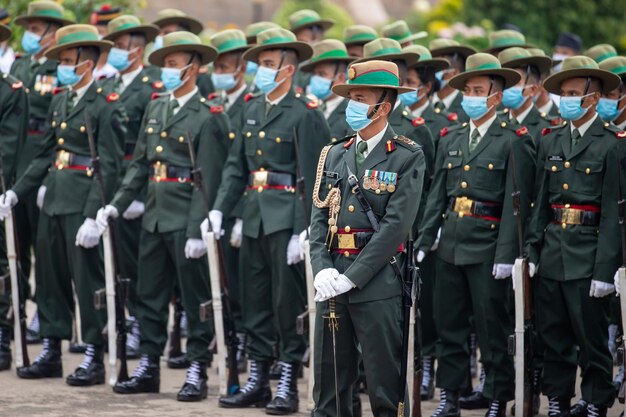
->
xmin=58 ymin=31 xmax=99 ymax=46
xmin=596 ymin=52 xmax=617 ymax=62
xmin=292 ymin=15 xmax=319 ymax=28
xmin=388 ymin=31 xmax=412 ymax=41
xmin=31 ymin=9 xmax=64 ymax=19
xmin=169 ymin=39 xmax=199 ymax=46
xmin=313 ymin=49 xmax=350 ymax=61
xmin=371 ymin=47 xmax=402 ymax=57
xmin=114 ymin=22 xmax=141 ymax=32
xmin=346 ymin=33 xmax=376 ymax=43
xmin=262 ymin=36 xmax=297 ymax=46
xmin=419 ymin=53 xmax=433 ymax=60
xmin=349 ymin=69 xmax=399 ymax=87
xmin=491 ymin=37 xmax=524 ymax=48
xmin=468 ymin=62 xmax=502 ymax=71
xmin=609 ymin=65 xmax=626 ymax=75
xmin=217 ymin=38 xmax=247 ymax=52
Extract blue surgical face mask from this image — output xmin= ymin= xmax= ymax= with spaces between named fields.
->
xmin=461 ymin=94 xmax=496 ymax=120
xmin=597 ymin=97 xmax=625 ymax=122
xmin=502 ymin=86 xmax=527 ymax=110
xmin=399 ymin=91 xmax=418 ymax=107
xmin=246 ymin=61 xmax=258 ymax=76
xmin=559 ymin=94 xmax=593 ymax=121
xmin=436 ymin=70 xmax=450 ymax=89
xmin=57 ymin=62 xmax=86 ymax=87
xmin=161 ymin=65 xmax=190 ymax=92
xmin=211 ymin=71 xmax=238 ymax=91
xmin=153 ymin=35 xmax=164 ymax=51
xmin=255 ymin=65 xmax=287 ymax=95
xmin=346 ymin=100 xmax=384 ymax=131
xmin=22 ymin=30 xmax=42 ymax=55
xmin=308 ymin=75 xmax=333 ymax=100
xmin=552 ymin=53 xmax=568 ymax=72
xmin=107 ymin=47 xmax=136 ymax=72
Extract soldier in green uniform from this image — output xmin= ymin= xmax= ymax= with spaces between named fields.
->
xmin=300 ymin=39 xmax=356 ymax=141
xmin=429 ymin=39 xmax=476 ymax=123
xmin=209 ymin=28 xmax=329 ymax=414
xmin=99 ymin=14 xmax=162 ymax=359
xmin=523 ymin=56 xmax=622 ymax=417
xmin=244 ymin=22 xmax=281 ymax=81
xmin=342 ymin=25 xmax=377 ymax=58
xmin=527 ymin=48 xmax=560 ymax=118
xmin=598 ymin=56 xmax=626 ymax=130
xmin=308 ymin=59 xmax=425 ymax=417
xmin=0 ymin=23 xmax=29 ymax=372
xmin=96 ymin=31 xmax=229 ymax=401
xmin=584 ymin=44 xmax=618 ymax=64
xmin=91 ymin=4 xmax=121 ymax=80
xmin=10 ymin=0 xmax=74 ymax=345
xmin=381 ymin=20 xmax=427 ymax=47
xmin=416 ymin=53 xmax=536 ymax=417
xmin=0 ymin=24 xmax=126 ymax=386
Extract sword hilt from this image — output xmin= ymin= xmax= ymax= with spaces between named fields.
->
xmin=324 ymin=298 xmax=340 ymax=331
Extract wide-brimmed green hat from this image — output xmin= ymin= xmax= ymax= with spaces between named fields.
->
xmin=242 ymin=28 xmax=313 ymax=63
xmin=148 ymin=31 xmax=217 ymax=67
xmin=245 ymin=21 xmax=281 ymax=45
xmin=103 ymin=15 xmax=159 ymax=43
xmin=0 ymin=24 xmax=10 ymax=43
xmin=584 ymin=44 xmax=618 ymax=63
xmin=343 ymin=25 xmax=377 ymax=47
xmin=429 ymin=38 xmax=476 ymax=59
xmin=332 ymin=60 xmax=415 ymax=98
xmin=45 ymin=24 xmax=113 ymax=60
xmin=300 ymin=39 xmax=357 ymax=72
xmin=381 ymin=20 xmax=427 ymax=44
xmin=14 ymin=0 xmax=74 ymax=27
xmin=352 ymin=38 xmax=420 ymax=68
xmin=288 ymin=9 xmax=334 ymax=33
xmin=403 ymin=45 xmax=449 ymax=72
xmin=498 ymin=47 xmax=552 ymax=76
xmin=483 ymin=30 xmax=530 ymax=55
xmin=599 ymin=56 xmax=626 ymax=80
xmin=526 ymin=48 xmax=555 ymax=73
xmin=448 ymin=52 xmax=521 ymax=90
xmin=152 ymin=9 xmax=203 ymax=35
xmin=210 ymin=29 xmax=251 ymax=56
xmin=543 ymin=55 xmax=621 ymax=95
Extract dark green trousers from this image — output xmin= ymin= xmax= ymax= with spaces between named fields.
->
xmin=240 ymin=228 xmax=306 ymax=363
xmin=434 ymin=259 xmax=514 ymax=401
xmin=313 ymin=296 xmax=404 ymax=417
xmin=114 ymin=216 xmax=140 ymax=318
xmin=420 ymin=252 xmax=437 ymax=356
xmin=222 ymin=217 xmax=242 ymax=328
xmin=536 ymin=277 xmax=614 ymax=407
xmin=136 ymin=229 xmax=213 ymax=362
xmin=35 ymin=212 xmax=105 ymax=345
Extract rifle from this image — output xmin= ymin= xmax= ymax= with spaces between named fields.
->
xmin=168 ymin=295 xmax=184 ymax=360
xmin=186 ymin=132 xmax=239 ymax=396
xmin=398 ymin=238 xmax=418 ymax=417
xmin=0 ymin=153 xmax=30 ymax=368
xmin=411 ymin=240 xmax=422 ymax=417
xmin=85 ymin=112 xmax=129 ymax=385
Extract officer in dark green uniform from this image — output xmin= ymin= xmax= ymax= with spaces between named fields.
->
xmin=528 ymin=48 xmax=560 ymax=118
xmin=417 ymin=53 xmax=536 ymax=417
xmin=210 ymin=28 xmax=329 ymax=414
xmin=429 ymin=39 xmax=476 ymax=123
xmin=97 ymin=31 xmax=229 ymax=402
xmin=10 ymin=0 xmax=74 ymax=344
xmin=0 ymin=24 xmax=126 ymax=386
xmin=99 ymin=14 xmax=162 ymax=359
xmin=300 ymin=39 xmax=356 ymax=141
xmin=524 ymin=56 xmax=622 ymax=417
xmin=0 ymin=23 xmax=29 ymax=372
xmin=381 ymin=20 xmax=427 ymax=47
xmin=342 ymin=25 xmax=377 ymax=58
xmin=308 ymin=59 xmax=425 ymax=417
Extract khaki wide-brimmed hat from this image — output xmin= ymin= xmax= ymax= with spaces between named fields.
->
xmin=300 ymin=39 xmax=357 ymax=72
xmin=14 ymin=0 xmax=74 ymax=27
xmin=429 ymin=38 xmax=476 ymax=59
xmin=498 ymin=47 xmax=552 ymax=76
xmin=343 ymin=25 xmax=377 ymax=47
xmin=103 ymin=15 xmax=159 ymax=43
xmin=242 ymin=28 xmax=313 ymax=63
xmin=288 ymin=9 xmax=334 ymax=33
xmin=584 ymin=44 xmax=618 ymax=63
xmin=332 ymin=60 xmax=415 ymax=98
xmin=152 ymin=9 xmax=203 ymax=35
xmin=210 ymin=29 xmax=251 ymax=56
xmin=543 ymin=56 xmax=621 ymax=95
xmin=526 ymin=48 xmax=555 ymax=73
xmin=45 ymin=24 xmax=113 ymax=60
xmin=381 ymin=20 xmax=427 ymax=44
xmin=483 ymin=30 xmax=531 ymax=55
xmin=0 ymin=24 xmax=10 ymax=43
xmin=148 ymin=31 xmax=217 ymax=67
xmin=403 ymin=45 xmax=449 ymax=72
xmin=245 ymin=21 xmax=280 ymax=45
xmin=351 ymin=38 xmax=420 ymax=67
xmin=448 ymin=52 xmax=521 ymax=90
xmin=599 ymin=56 xmax=626 ymax=81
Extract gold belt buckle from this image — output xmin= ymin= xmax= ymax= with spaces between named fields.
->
xmin=253 ymin=171 xmax=268 ymax=187
xmin=454 ymin=196 xmax=473 ymax=216
xmin=561 ymin=208 xmax=582 ymax=225
xmin=153 ymin=162 xmax=167 ymax=180
xmin=56 ymin=150 xmax=70 ymax=168
xmin=337 ymin=233 xmax=357 ymax=250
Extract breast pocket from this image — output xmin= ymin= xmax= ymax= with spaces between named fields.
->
xmin=444 ymin=157 xmax=463 ymax=192
xmin=575 ymin=160 xmax=604 ymax=196
xmin=473 ymin=159 xmax=506 ymax=191
xmin=242 ymin=128 xmax=259 ymax=157
xmin=263 ymin=131 xmax=293 ymax=163
xmin=544 ymin=160 xmax=564 ymax=193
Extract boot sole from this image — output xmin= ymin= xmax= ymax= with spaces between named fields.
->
xmin=17 ymin=369 xmax=63 ymax=379
xmin=113 ymin=385 xmax=160 ymax=394
xmin=177 ymin=389 xmax=208 ymax=402
xmin=66 ymin=376 xmax=105 ymax=386
xmin=265 ymin=407 xmax=299 ymax=415
xmin=219 ymin=399 xmax=270 ymax=409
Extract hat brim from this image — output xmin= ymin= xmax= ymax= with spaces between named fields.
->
xmin=397 ymin=31 xmax=428 ymax=43
xmin=430 ymin=46 xmax=476 ymax=59
xmin=351 ymin=52 xmax=421 ymax=68
xmin=45 ymin=40 xmax=113 ymax=61
xmin=412 ymin=57 xmax=450 ymax=72
xmin=242 ymin=41 xmax=313 ymax=63
xmin=0 ymin=25 xmax=10 ymax=43
xmin=103 ymin=24 xmax=160 ymax=43
xmin=152 ymin=16 xmax=203 ymax=35
xmin=332 ymin=83 xmax=415 ymax=99
xmin=543 ymin=68 xmax=622 ymax=95
xmin=148 ymin=43 xmax=218 ymax=66
xmin=217 ymin=44 xmax=252 ymax=56
xmin=483 ymin=43 xmax=533 ymax=55
xmin=448 ymin=68 xmax=522 ymax=90
xmin=502 ymin=56 xmax=553 ymax=76
xmin=300 ymin=56 xmax=357 ymax=72
xmin=14 ymin=15 xmax=74 ymax=27
xmin=291 ymin=19 xmax=334 ymax=33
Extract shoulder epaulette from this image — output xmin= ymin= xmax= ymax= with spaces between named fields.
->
xmin=601 ymin=121 xmax=623 ymax=135
xmin=541 ymin=121 xmax=568 ymax=136
xmin=393 ymin=134 xmax=419 ymax=151
xmin=550 ymin=117 xmax=563 ymax=126
xmin=244 ymin=92 xmax=260 ymax=103
xmin=442 ymin=122 xmax=466 ymax=137
xmin=342 ymin=135 xmax=356 ymax=149
xmin=294 ymin=92 xmax=319 ymax=110
xmin=208 ymin=92 xmax=218 ymax=100
xmin=152 ymin=92 xmax=168 ymax=100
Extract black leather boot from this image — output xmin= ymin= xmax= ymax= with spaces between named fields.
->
xmin=237 ymin=332 xmax=247 ymax=373
xmin=125 ymin=317 xmax=140 ymax=360
xmin=113 ymin=354 xmax=160 ymax=394
xmin=0 ymin=327 xmax=12 ymax=371
xmin=421 ymin=356 xmax=435 ymax=400
xmin=177 ymin=361 xmax=208 ymax=401
xmin=460 ymin=367 xmax=488 ymax=409
xmin=219 ymin=359 xmax=272 ymax=408
xmin=485 ymin=400 xmax=506 ymax=417
xmin=547 ymin=396 xmax=571 ymax=417
xmin=570 ymin=400 xmax=587 ymax=417
xmin=66 ymin=344 xmax=105 ymax=386
xmin=269 ymin=360 xmax=282 ymax=380
xmin=586 ymin=404 xmax=607 ymax=417
xmin=432 ymin=389 xmax=461 ymax=417
xmin=17 ymin=337 xmax=62 ymax=378
xmin=69 ymin=342 xmax=87 ymax=354
xmin=167 ymin=352 xmax=190 ymax=369
xmin=266 ymin=361 xmax=299 ymax=415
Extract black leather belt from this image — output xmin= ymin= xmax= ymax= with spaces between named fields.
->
xmin=54 ymin=150 xmax=92 ymax=169
xmin=550 ymin=204 xmax=600 ymax=226
xmin=448 ymin=196 xmax=503 ymax=220
xmin=151 ymin=162 xmax=192 ymax=181
xmin=247 ymin=170 xmax=295 ymax=189
xmin=28 ymin=117 xmax=47 ymax=133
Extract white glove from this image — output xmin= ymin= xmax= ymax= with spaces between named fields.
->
xmin=430 ymin=228 xmax=441 ymax=251
xmin=589 ymin=280 xmax=615 ymax=298
xmin=493 ymin=264 xmax=513 ymax=279
xmin=96 ymin=205 xmax=119 ymax=234
xmin=529 ymin=262 xmax=537 ymax=278
xmin=615 ymin=270 xmax=622 ymax=295
xmin=298 ymin=228 xmax=309 ymax=260
xmin=333 ymin=274 xmax=355 ymax=297
xmin=313 ymin=268 xmax=340 ymax=301
xmin=122 ymin=200 xmax=145 ymax=220
xmin=204 ymin=210 xmax=223 ymax=238
xmin=416 ymin=250 xmax=426 ymax=263
xmin=184 ymin=238 xmax=207 ymax=259
xmin=75 ymin=218 xmax=101 ymax=248
xmin=0 ymin=190 xmax=18 ymax=220
xmin=230 ymin=218 xmax=243 ymax=248
xmin=287 ymin=234 xmax=303 ymax=265
xmin=36 ymin=186 xmax=46 ymax=209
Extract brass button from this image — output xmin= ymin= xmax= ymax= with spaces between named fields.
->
xmin=565 ymin=203 xmax=570 ymax=208
xmin=585 ymin=168 xmax=591 ymax=174
xmin=490 ymin=224 xmax=496 ymax=229
xmin=142 ymin=76 xmax=149 ymax=82
xmin=60 ymin=122 xmax=67 ymax=129
xmin=256 ymin=149 xmax=262 ymax=156
xmin=51 ymin=121 xmax=56 ymax=127
xmin=160 ymin=131 xmax=167 ymax=138
xmin=86 ymin=169 xmax=93 ymax=177
xmin=344 ymin=226 xmax=351 ymax=233
xmin=257 ymin=186 xmax=263 ymax=193
xmin=375 ymin=189 xmax=381 ymax=194
xmin=327 ymin=183 xmax=332 ymax=190
xmin=562 ymin=183 xmax=569 ymax=190
xmin=348 ymin=205 xmax=355 ymax=212
xmin=57 ymin=164 xmax=64 ymax=170
xmin=155 ymin=176 xmax=161 ymax=183
xmin=551 ymin=165 xmax=557 ymax=172
xmin=488 ymin=163 xmax=494 ymax=170
xmin=530 ymin=202 xmax=535 ymax=208
xmin=259 ymin=167 xmax=265 ymax=171
xmin=96 ymin=87 xmax=103 ymax=93
xmin=259 ymin=131 xmax=266 ymax=139
xmin=447 ymin=162 xmax=452 ymax=169
xmin=179 ymin=136 xmax=185 ymax=143
xmin=331 ymin=137 xmax=337 ymax=143
xmin=501 ymin=121 xmax=507 ymax=128
xmin=246 ymin=132 xmax=252 ymax=138
xmin=229 ymin=132 xmax=235 ymax=140
xmin=80 ymin=126 xmax=86 ymax=133
xmin=200 ymin=97 xmax=206 ymax=103
xmin=344 ymin=251 xmax=350 ymax=258
xmin=564 ymin=161 xmax=571 ymax=168
xmin=147 ymin=127 xmax=154 ymax=134
xmin=464 ymin=165 xmax=470 ymax=171
xmin=561 ymin=222 xmax=567 ymax=229
xmin=402 ymin=110 xmax=408 ymax=116
xmin=275 ymin=137 xmax=281 ymax=143
xmin=458 ymin=212 xmax=465 ymax=218
xmin=156 ymin=145 xmax=163 ymax=153
xmin=57 ymin=138 xmax=64 ymax=145
xmin=461 ymin=181 xmax=468 ymax=189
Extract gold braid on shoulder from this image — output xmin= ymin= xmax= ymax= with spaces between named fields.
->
xmin=312 ymin=144 xmax=342 ymax=250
